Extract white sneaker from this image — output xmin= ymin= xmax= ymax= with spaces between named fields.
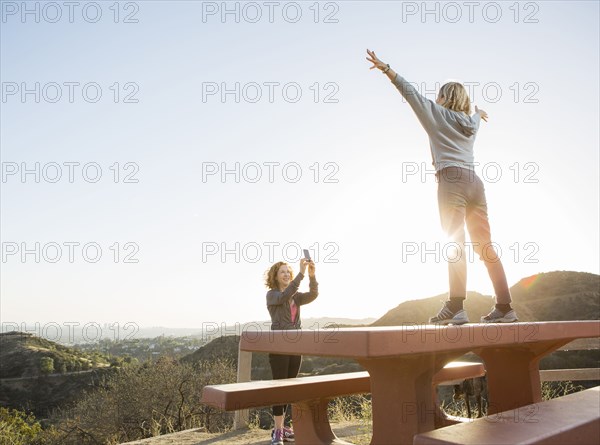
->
xmin=480 ymin=307 xmax=518 ymax=323
xmin=429 ymin=301 xmax=470 ymax=325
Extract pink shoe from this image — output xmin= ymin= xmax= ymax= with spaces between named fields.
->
xmin=271 ymin=428 xmax=284 ymax=445
xmin=283 ymin=426 xmax=295 ymax=442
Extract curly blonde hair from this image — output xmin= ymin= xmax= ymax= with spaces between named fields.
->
xmin=438 ymin=82 xmax=471 ymax=115
xmin=264 ymin=261 xmax=294 ymax=289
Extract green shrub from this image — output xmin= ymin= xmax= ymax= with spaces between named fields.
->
xmin=0 ymin=407 xmax=43 ymax=445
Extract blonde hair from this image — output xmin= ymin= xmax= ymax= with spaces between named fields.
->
xmin=438 ymin=82 xmax=471 ymax=115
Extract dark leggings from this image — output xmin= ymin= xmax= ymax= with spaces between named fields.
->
xmin=269 ymin=353 xmax=302 ymax=416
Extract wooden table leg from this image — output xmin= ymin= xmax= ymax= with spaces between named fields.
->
xmin=357 ymin=354 xmax=457 ymax=445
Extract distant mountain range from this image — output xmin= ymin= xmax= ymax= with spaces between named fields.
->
xmin=0 ymin=318 xmax=378 ymax=344
xmin=135 ymin=318 xmax=377 ymax=339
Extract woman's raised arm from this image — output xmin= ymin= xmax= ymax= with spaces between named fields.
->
xmin=366 ymin=49 xmax=397 ymax=80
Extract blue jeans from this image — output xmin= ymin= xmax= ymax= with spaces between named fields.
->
xmin=436 ymin=166 xmax=511 ymax=304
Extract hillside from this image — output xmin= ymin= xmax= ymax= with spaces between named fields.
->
xmin=179 ymin=335 xmax=273 ymax=380
xmin=510 ymin=271 xmax=600 ymax=321
xmin=0 ymin=331 xmax=116 ymax=417
xmin=0 ymin=366 xmax=115 ymax=417
xmin=179 ymin=335 xmax=249 ymax=369
xmin=372 ymin=271 xmax=599 ymax=326
xmin=0 ymin=331 xmax=110 ymax=379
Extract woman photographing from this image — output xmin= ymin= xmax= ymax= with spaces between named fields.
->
xmin=264 ymin=258 xmax=319 ymax=444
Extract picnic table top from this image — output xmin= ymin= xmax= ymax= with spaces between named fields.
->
xmin=240 ymin=321 xmax=600 ymax=359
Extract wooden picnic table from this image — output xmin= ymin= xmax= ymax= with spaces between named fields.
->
xmin=240 ymin=321 xmax=600 ymax=445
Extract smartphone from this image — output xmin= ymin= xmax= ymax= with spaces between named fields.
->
xmin=303 ymin=249 xmax=311 ymax=261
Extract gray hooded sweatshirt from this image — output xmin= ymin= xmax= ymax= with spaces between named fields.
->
xmin=392 ymin=73 xmax=481 ymax=172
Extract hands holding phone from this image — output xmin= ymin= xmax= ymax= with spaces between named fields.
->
xmin=300 ymin=259 xmax=316 ymax=277
xmin=299 ymin=255 xmax=316 ymax=277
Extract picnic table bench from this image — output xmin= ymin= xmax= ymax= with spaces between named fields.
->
xmin=201 ymin=361 xmax=485 ymax=444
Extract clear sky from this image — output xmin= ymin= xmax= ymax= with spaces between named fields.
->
xmin=1 ymin=1 xmax=598 ymax=334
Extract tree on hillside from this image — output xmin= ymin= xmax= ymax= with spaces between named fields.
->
xmin=39 ymin=357 xmax=54 ymax=375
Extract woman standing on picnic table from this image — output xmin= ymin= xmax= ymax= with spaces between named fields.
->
xmin=265 ymin=258 xmax=318 ymax=445
xmin=365 ymin=48 xmax=518 ymax=325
